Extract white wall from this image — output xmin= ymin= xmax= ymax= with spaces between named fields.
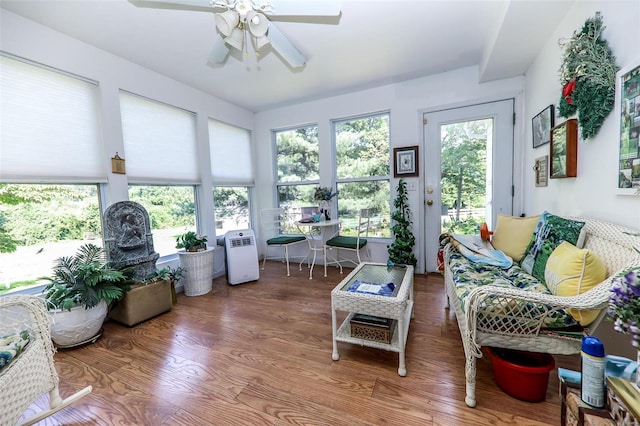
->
xmin=524 ymin=0 xmax=640 ymax=358
xmin=524 ymin=0 xmax=640 ymax=230
xmin=1 ymin=10 xmax=254 ymax=278
xmin=255 ymin=67 xmax=526 ymax=273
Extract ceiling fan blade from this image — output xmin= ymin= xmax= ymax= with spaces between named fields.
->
xmin=265 ymin=0 xmax=340 ymax=17
xmin=208 ymin=32 xmax=230 ymax=64
xmin=129 ymin=0 xmax=227 ymax=12
xmin=267 ymin=23 xmax=305 ymax=68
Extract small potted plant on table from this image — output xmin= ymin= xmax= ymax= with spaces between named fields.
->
xmin=176 ymin=232 xmax=214 ymax=296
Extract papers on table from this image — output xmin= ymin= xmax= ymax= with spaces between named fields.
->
xmin=347 ymin=280 xmax=395 ymax=296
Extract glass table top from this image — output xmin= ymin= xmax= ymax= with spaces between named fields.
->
xmin=338 ymin=263 xmax=409 ymax=297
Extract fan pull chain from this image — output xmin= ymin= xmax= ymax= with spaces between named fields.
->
xmin=244 ymin=28 xmax=249 ymax=57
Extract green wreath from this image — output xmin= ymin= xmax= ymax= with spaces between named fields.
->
xmin=558 ymin=12 xmax=618 ymax=140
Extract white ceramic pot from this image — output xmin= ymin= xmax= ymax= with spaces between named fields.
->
xmin=49 ymin=299 xmax=108 ymax=347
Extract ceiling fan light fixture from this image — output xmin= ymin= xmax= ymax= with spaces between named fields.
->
xmin=254 ymin=34 xmax=271 ymax=50
xmin=246 ymin=11 xmax=269 ymax=37
xmin=235 ymin=0 xmax=252 ymax=18
xmin=225 ymin=27 xmax=244 ymax=51
xmin=215 ymin=9 xmax=239 ymax=37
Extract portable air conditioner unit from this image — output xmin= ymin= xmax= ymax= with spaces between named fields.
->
xmin=225 ymin=229 xmax=260 ymax=285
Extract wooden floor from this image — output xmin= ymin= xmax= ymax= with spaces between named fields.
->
xmin=23 ymin=261 xmax=580 ymax=425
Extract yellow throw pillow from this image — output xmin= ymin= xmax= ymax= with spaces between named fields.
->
xmin=490 ymin=214 xmax=540 ymax=262
xmin=544 ymin=241 xmax=607 ymax=326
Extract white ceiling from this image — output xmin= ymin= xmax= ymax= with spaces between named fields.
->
xmin=0 ymin=0 xmax=575 ymax=112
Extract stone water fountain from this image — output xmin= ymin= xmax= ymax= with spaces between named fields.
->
xmin=103 ymin=201 xmax=159 ymax=281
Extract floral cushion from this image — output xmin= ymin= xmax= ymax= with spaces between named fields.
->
xmin=520 ymin=212 xmax=586 ymax=284
xmin=448 ymin=249 xmax=578 ymax=329
xmin=0 ymin=330 xmax=30 ymax=372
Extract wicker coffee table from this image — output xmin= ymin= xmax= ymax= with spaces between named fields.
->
xmin=331 ymin=262 xmax=414 ymax=376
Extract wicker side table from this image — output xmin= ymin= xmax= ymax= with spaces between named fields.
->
xmin=331 ymin=262 xmax=414 ymax=376
xmin=561 ymin=380 xmax=614 ymax=426
xmin=606 ymin=377 xmax=640 ymax=426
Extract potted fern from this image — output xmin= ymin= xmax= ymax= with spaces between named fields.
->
xmin=43 ymin=243 xmax=129 ymax=347
xmin=387 ymin=179 xmax=417 ymax=266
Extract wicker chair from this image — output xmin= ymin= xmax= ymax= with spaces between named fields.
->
xmin=443 ymin=218 xmax=640 ymax=408
xmin=0 ymin=295 xmax=91 ymax=425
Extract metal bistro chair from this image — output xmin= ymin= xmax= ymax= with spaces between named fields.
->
xmin=324 ymin=209 xmax=370 ymax=275
xmin=261 ymin=208 xmax=307 ymax=276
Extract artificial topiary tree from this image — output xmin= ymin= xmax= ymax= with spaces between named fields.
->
xmin=387 ymin=179 xmax=417 ymax=266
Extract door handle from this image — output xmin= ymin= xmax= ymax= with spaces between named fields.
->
xmin=426 ymin=200 xmax=433 ymax=206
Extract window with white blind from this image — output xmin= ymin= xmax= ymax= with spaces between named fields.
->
xmin=0 ymin=54 xmax=104 ymax=182
xmin=209 ymin=119 xmax=254 ymax=232
xmin=209 ymin=119 xmax=253 ymax=185
xmin=120 ymin=93 xmax=200 ymax=256
xmin=119 ymin=91 xmax=199 ymax=184
xmin=0 ymin=55 xmax=104 ymax=294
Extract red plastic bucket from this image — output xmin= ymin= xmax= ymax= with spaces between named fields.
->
xmin=488 ymin=347 xmax=555 ymax=402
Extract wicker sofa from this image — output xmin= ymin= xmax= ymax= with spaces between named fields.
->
xmin=443 ymin=217 xmax=640 ymax=408
xmin=0 ymin=296 xmax=91 ymax=425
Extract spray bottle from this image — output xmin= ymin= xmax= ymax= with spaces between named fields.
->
xmin=581 ymin=336 xmax=605 ymax=407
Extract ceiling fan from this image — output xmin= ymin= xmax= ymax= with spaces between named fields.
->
xmin=130 ymin=0 xmax=341 ymax=69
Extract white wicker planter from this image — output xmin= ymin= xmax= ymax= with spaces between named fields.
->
xmin=48 ymin=299 xmax=107 ymax=347
xmin=178 ymin=248 xmax=215 ymax=296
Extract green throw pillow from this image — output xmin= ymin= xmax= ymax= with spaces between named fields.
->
xmin=520 ymin=212 xmax=585 ymax=284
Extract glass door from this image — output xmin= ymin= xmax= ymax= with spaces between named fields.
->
xmin=423 ymin=100 xmax=514 ymax=272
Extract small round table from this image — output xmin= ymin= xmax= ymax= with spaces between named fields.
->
xmin=295 ymin=219 xmax=341 ymax=279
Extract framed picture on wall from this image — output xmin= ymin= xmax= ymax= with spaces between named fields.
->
xmin=393 ymin=146 xmax=419 ymax=177
xmin=532 ymin=105 xmax=554 ymax=148
xmin=616 ymin=59 xmax=640 ymax=194
xmin=534 ymin=156 xmax=548 ymax=187
xmin=550 ymin=119 xmax=578 ymax=178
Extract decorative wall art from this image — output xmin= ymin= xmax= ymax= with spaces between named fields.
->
xmin=393 ymin=146 xmax=419 ymax=177
xmin=550 ymin=119 xmax=578 ymax=179
xmin=534 ymin=156 xmax=549 ymax=187
xmin=617 ymin=60 xmax=640 ymax=193
xmin=532 ymin=105 xmax=554 ymax=148
xmin=111 ymin=153 xmax=125 ymax=174
xmin=558 ymin=12 xmax=617 ymax=140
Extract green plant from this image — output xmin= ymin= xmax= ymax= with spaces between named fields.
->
xmin=42 ymin=243 xmax=129 ymax=311
xmin=175 ymin=231 xmax=208 ymax=252
xmin=154 ymin=265 xmax=186 ymax=285
xmin=313 ymin=186 xmax=338 ymax=201
xmin=387 ymin=179 xmax=417 ymax=266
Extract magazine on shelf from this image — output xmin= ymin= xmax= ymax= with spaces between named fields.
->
xmin=347 ymin=280 xmax=395 ymax=296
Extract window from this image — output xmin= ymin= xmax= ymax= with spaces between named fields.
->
xmin=334 ymin=113 xmax=391 ymax=238
xmin=120 ymin=91 xmax=199 ymax=184
xmin=209 ymin=120 xmax=253 ymax=233
xmin=274 ymin=125 xmax=319 ymax=221
xmin=214 ymin=187 xmax=250 ymax=233
xmin=0 ymin=55 xmax=104 ymax=294
xmin=0 ymin=184 xmax=102 ymax=295
xmin=128 ymin=185 xmax=197 ymax=258
xmin=1 ymin=54 xmax=104 ymax=182
xmin=120 ymin=93 xmax=200 ymax=257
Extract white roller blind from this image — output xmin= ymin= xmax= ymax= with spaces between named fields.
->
xmin=0 ymin=55 xmax=105 ymax=182
xmin=120 ymin=91 xmax=199 ymax=184
xmin=209 ymin=119 xmax=253 ymax=185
